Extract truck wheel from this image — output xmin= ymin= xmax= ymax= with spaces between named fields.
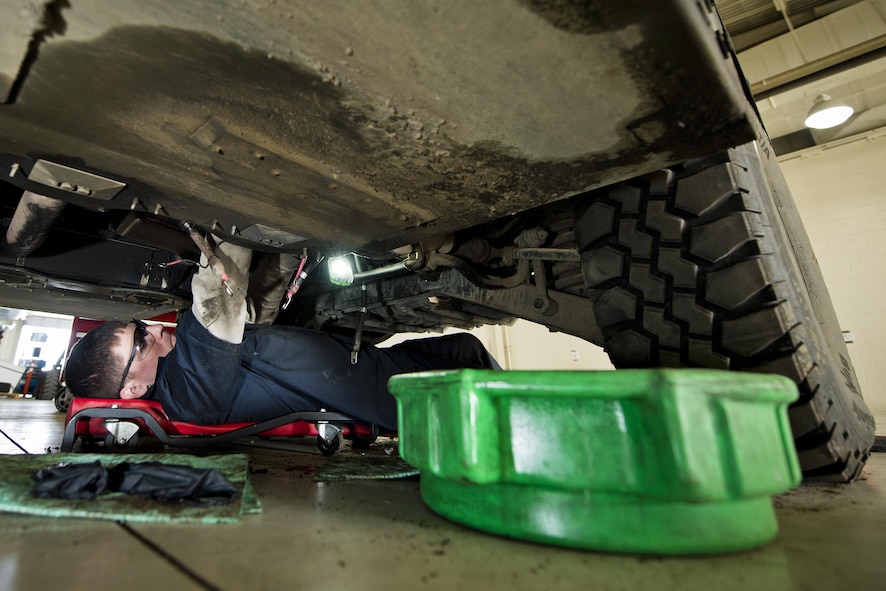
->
xmin=572 ymin=139 xmax=876 ymax=481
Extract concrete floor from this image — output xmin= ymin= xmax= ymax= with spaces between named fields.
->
xmin=0 ymin=397 xmax=883 ymax=591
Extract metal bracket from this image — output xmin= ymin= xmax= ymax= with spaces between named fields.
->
xmin=530 ymin=259 xmax=552 ymax=315
xmin=27 ymin=160 xmax=126 ymax=200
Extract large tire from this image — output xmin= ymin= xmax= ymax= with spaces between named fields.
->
xmin=572 ymin=140 xmax=876 ymax=482
xmin=35 ymin=368 xmax=61 ymax=400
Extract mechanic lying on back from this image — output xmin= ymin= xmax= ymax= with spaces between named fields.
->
xmin=64 ymin=240 xmax=500 ymax=430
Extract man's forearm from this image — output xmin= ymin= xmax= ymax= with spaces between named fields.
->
xmin=191 ymin=239 xmax=252 ymax=343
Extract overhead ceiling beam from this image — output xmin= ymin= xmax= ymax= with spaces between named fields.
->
xmin=723 ymin=0 xmax=866 ymax=52
xmin=750 ymin=34 xmax=886 ymax=100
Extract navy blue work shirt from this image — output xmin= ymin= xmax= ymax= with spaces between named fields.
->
xmin=145 ymin=311 xmax=499 ymax=429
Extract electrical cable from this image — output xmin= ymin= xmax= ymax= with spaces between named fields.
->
xmin=0 ymin=427 xmax=31 ymax=454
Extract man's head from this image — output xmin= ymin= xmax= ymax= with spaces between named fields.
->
xmin=65 ymin=319 xmax=176 ymax=399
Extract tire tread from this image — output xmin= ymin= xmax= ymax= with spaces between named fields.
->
xmin=573 ymin=144 xmax=875 ymax=481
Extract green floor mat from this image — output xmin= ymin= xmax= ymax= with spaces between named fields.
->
xmin=0 ymin=453 xmax=261 ymax=523
xmin=313 ymin=453 xmax=419 ymax=482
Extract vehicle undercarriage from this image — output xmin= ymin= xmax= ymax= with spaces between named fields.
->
xmin=0 ymin=0 xmax=875 ymax=480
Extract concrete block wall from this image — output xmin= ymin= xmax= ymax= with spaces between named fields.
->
xmin=779 ymin=127 xmax=886 ymax=435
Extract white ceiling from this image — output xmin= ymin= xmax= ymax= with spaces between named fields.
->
xmin=719 ymin=0 xmax=886 ymax=152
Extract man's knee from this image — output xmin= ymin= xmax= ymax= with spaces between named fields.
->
xmin=442 ymin=333 xmax=499 ymax=369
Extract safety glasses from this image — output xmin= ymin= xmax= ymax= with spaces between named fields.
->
xmin=117 ymin=319 xmax=148 ymax=393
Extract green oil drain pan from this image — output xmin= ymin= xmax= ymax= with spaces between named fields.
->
xmin=388 ymin=369 xmax=801 ymax=555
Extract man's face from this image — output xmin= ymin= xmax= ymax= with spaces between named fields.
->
xmin=111 ymin=321 xmax=176 ymax=398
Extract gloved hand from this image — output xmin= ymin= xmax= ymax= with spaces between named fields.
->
xmin=246 ymin=252 xmax=301 ymax=325
xmin=191 ymin=239 xmax=252 ymax=343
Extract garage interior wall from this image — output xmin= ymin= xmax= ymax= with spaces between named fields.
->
xmin=778 ymin=126 xmax=886 ymax=436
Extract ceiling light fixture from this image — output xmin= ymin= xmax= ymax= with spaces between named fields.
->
xmin=804 ymin=94 xmax=854 ymax=129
